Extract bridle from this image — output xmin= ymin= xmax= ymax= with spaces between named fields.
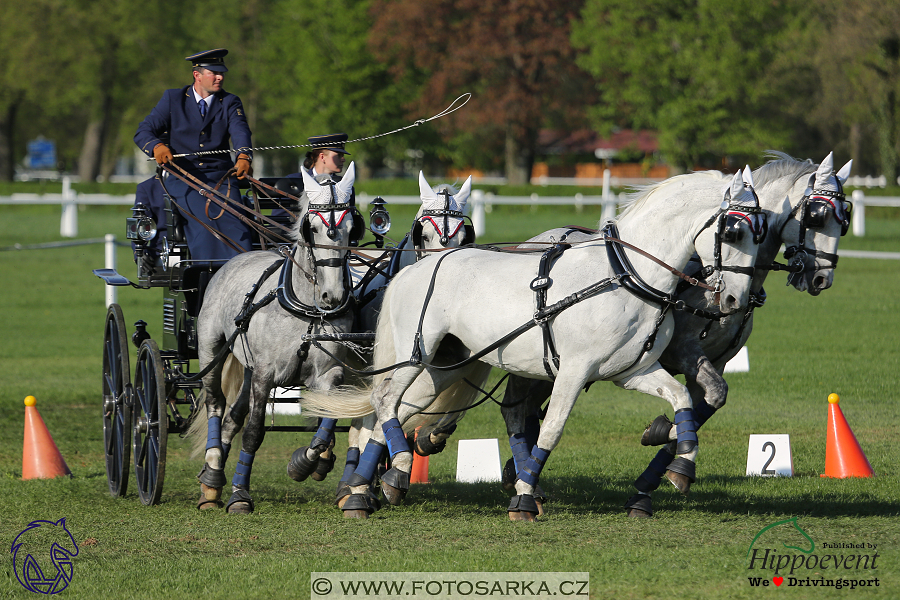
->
xmin=779 ymin=172 xmax=851 ymax=286
xmin=281 ymin=180 xmax=359 ymax=318
xmin=691 ymin=186 xmax=769 ymax=296
xmin=412 ymin=188 xmax=473 ymax=260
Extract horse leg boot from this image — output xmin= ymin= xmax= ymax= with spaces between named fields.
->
xmin=197 ymin=414 xmax=227 ymax=509
xmin=642 ymin=357 xmax=725 ymax=445
xmin=287 ymin=418 xmax=337 ymax=482
xmin=624 ymin=443 xmax=676 ymax=518
xmin=341 ymin=438 xmax=385 ymax=518
xmin=219 ymin=366 xmax=253 ymax=468
xmin=508 ymin=447 xmax=549 ymax=522
xmin=335 ymin=418 xmax=364 ymax=508
xmin=617 ymin=366 xmax=699 ymax=497
xmin=225 ymin=375 xmax=272 ymax=514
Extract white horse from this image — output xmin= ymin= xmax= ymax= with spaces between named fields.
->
xmin=283 ymin=173 xmax=476 ymax=499
xmin=302 ymin=168 xmax=763 ymax=519
xmin=625 ymin=151 xmax=852 ymax=515
xmin=486 ymin=152 xmax=851 ymax=518
xmin=192 ymin=164 xmax=361 ymax=513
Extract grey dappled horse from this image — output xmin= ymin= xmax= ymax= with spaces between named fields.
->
xmin=483 ymin=152 xmax=851 ymax=518
xmin=192 ymin=164 xmax=362 ymax=513
xmin=300 ymin=169 xmax=763 ymax=520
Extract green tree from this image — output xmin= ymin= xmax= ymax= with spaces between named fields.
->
xmin=369 ymin=0 xmax=594 ymax=184
xmin=801 ymin=0 xmax=900 ymax=178
xmin=572 ymin=0 xmax=811 ymax=171
xmin=248 ymin=0 xmax=412 ymax=178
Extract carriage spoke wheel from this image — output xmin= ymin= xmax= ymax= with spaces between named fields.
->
xmin=133 ymin=339 xmax=168 ymax=505
xmin=102 ymin=304 xmax=131 ymax=497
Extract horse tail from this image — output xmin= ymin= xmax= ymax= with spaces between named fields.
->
xmin=186 ymin=353 xmax=245 ymax=459
xmin=300 ymin=282 xmax=403 ymax=418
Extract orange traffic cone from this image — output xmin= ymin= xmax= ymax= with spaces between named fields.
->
xmin=410 ymin=427 xmax=430 ymax=484
xmin=22 ymin=396 xmax=72 ymax=480
xmin=821 ymin=393 xmax=874 ymax=478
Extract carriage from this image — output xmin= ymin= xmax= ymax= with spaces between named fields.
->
xmin=93 ymin=172 xmax=393 ymax=506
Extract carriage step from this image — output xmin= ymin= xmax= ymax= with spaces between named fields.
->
xmin=92 ymin=268 xmax=134 ymax=286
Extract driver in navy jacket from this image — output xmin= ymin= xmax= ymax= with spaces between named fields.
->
xmin=134 ymin=48 xmax=253 ymax=263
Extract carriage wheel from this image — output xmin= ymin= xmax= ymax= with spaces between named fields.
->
xmin=133 ymin=339 xmax=168 ymax=505
xmin=102 ymin=304 xmax=131 ymax=497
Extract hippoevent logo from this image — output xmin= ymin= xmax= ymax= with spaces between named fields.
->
xmin=746 ymin=517 xmax=879 ymax=590
xmin=11 ymin=518 xmax=79 ymax=594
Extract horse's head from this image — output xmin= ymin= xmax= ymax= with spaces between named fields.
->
xmin=693 ymin=168 xmax=765 ymax=314
xmin=412 ymin=172 xmax=474 ymax=258
xmin=779 ymin=152 xmax=852 ymax=295
xmin=295 ymin=162 xmax=362 ymax=310
xmin=12 ymin=518 xmax=79 ymax=594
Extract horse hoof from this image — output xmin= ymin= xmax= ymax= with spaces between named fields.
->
xmin=508 ymin=510 xmax=538 ymax=522
xmin=225 ymin=489 xmax=255 ymax=514
xmin=624 ymin=493 xmax=654 ymax=517
xmin=666 ymin=470 xmax=692 ymax=496
xmin=227 ymin=502 xmax=253 ymax=514
xmin=341 ymin=493 xmax=375 ymax=517
xmin=508 ymin=494 xmax=539 ymax=521
xmin=641 ymin=414 xmax=673 ymax=446
xmin=197 ymin=483 xmax=223 ymax=510
xmin=311 ymin=451 xmax=336 ymax=482
xmin=380 ymin=468 xmax=410 ymax=506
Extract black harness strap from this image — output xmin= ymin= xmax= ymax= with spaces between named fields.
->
xmin=530 ymin=242 xmax=571 ymax=378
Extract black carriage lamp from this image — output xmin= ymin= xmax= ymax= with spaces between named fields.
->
xmin=126 ymin=203 xmax=157 ymax=245
xmin=368 ymin=196 xmax=391 ymax=247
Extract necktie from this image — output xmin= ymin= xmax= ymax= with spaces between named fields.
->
xmin=198 ymin=100 xmax=207 ymax=118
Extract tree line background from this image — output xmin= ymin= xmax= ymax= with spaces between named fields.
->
xmin=1 ymin=0 xmax=898 ymax=186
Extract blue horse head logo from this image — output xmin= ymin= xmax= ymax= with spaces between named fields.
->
xmin=11 ymin=518 xmax=79 ymax=594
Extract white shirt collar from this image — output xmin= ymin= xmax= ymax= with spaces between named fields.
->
xmin=192 ymin=87 xmax=214 ymax=108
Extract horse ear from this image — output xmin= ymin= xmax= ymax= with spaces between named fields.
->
xmin=815 ymin=152 xmax=835 ymax=186
xmin=741 ymin=165 xmax=754 ymax=189
xmin=836 ymin=159 xmax=852 ymax=184
xmin=301 ymin=167 xmax=320 ymax=196
xmin=729 ymin=170 xmax=743 ymax=197
xmin=454 ymin=175 xmax=473 ymax=208
xmin=336 ymin=162 xmax=356 ymax=199
xmin=419 ymin=171 xmax=436 ymax=202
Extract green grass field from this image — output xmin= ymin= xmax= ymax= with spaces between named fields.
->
xmin=1 ymin=203 xmax=898 ymax=599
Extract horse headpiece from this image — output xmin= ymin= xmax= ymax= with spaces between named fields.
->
xmin=802 ymin=152 xmax=853 ymax=236
xmin=415 ymin=171 xmax=474 ymax=247
xmin=722 ymin=166 xmax=767 ymax=244
xmin=299 ymin=162 xmax=364 ymax=245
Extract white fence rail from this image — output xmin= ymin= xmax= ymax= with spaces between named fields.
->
xmin=3 ymin=176 xmax=899 ymax=239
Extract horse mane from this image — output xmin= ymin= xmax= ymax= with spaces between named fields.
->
xmin=617 ymin=170 xmax=727 ymax=221
xmin=752 ymin=151 xmax=816 ymax=191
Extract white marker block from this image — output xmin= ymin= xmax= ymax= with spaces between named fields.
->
xmin=456 ymin=439 xmax=502 ymax=483
xmin=746 ymin=434 xmax=793 ymax=477
xmin=724 ymin=346 xmax=750 ymax=373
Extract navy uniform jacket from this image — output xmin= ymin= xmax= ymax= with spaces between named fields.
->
xmin=134 ymin=85 xmax=253 ymax=262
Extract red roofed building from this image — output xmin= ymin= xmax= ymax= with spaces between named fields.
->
xmin=533 ymin=129 xmax=670 ymax=182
